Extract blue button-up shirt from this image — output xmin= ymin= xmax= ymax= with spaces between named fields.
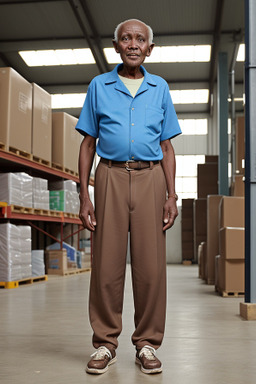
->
xmin=76 ymin=64 xmax=181 ymax=161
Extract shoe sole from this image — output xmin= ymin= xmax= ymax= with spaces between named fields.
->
xmin=86 ymin=356 xmax=117 ymax=374
xmin=135 ymin=357 xmax=163 ymax=374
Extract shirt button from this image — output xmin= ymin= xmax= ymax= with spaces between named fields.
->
xmin=131 ymin=140 xmax=134 ymax=143
xmin=132 ymin=123 xmax=134 ymax=126
xmin=131 ymin=156 xmax=134 ymax=159
xmin=132 ymin=108 xmax=134 ymax=110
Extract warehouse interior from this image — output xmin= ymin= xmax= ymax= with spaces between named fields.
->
xmin=1 ymin=0 xmax=255 ymax=383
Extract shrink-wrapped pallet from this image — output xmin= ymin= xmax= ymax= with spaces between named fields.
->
xmin=0 ymin=172 xmax=33 ymax=207
xmin=31 ymin=250 xmax=45 ymax=277
xmin=32 ymin=177 xmax=49 ymax=209
xmin=0 ymin=224 xmax=32 ymax=282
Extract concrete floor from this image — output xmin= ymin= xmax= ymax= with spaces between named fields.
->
xmin=0 ymin=265 xmax=256 ymax=384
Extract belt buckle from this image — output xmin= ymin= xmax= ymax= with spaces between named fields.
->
xmin=125 ymin=160 xmax=135 ymax=171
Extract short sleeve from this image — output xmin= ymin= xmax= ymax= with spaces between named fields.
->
xmin=75 ymin=79 xmax=99 ymax=138
xmin=160 ymin=83 xmax=182 ymax=141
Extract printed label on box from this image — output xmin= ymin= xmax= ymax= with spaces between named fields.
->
xmin=41 ymin=102 xmax=49 ymax=124
xmin=18 ymin=92 xmax=28 ymax=113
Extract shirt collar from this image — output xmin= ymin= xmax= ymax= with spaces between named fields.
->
xmin=104 ymin=64 xmax=157 ymax=87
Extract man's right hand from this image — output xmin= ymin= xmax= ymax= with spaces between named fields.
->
xmin=79 ymin=197 xmax=97 ymax=231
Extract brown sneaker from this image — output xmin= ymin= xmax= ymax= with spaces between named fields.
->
xmin=136 ymin=345 xmax=162 ymax=374
xmin=86 ymin=346 xmax=117 ymax=374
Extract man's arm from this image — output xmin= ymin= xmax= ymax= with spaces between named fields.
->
xmin=78 ymin=135 xmax=97 ymax=231
xmin=160 ymin=139 xmax=178 ymax=231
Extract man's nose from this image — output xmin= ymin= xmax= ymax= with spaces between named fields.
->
xmin=128 ymin=39 xmax=138 ymax=49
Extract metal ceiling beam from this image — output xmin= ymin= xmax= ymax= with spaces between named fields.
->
xmin=68 ymin=0 xmax=109 ymax=74
xmin=0 ymin=52 xmax=12 ymax=67
xmin=0 ymin=30 xmax=243 ymax=52
xmin=40 ymin=80 xmax=244 ymax=89
xmin=208 ymin=0 xmax=225 ymax=114
xmin=77 ymin=0 xmax=109 ymax=73
xmin=0 ymin=0 xmax=65 ymax=4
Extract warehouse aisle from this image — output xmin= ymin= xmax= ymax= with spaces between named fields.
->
xmin=0 ymin=265 xmax=256 ymax=384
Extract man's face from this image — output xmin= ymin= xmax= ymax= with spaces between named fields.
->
xmin=113 ymin=21 xmax=154 ymax=69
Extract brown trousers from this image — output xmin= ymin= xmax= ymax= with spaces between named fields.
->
xmin=89 ymin=161 xmax=167 ymax=353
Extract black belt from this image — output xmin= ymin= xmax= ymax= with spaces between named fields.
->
xmin=100 ymin=158 xmax=160 ymax=171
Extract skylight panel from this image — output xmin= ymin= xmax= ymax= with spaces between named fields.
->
xmin=236 ymin=44 xmax=245 ymax=62
xmin=51 ymin=93 xmax=86 ymax=109
xmin=170 ymin=89 xmax=209 ymax=104
xmin=104 ymin=45 xmax=211 ymax=64
xmin=19 ymin=49 xmax=95 ymax=66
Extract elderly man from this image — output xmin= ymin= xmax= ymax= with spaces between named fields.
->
xmin=76 ymin=18 xmax=181 ymax=375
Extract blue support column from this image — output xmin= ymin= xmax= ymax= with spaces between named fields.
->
xmin=217 ymin=52 xmax=229 ymax=196
xmin=245 ymin=0 xmax=256 ymax=304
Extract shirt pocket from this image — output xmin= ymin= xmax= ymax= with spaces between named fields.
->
xmin=145 ymin=105 xmax=164 ymax=134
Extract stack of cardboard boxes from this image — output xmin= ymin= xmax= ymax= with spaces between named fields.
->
xmin=193 ymin=198 xmax=207 ymax=263
xmin=181 ymin=199 xmax=194 ymax=263
xmin=216 ymin=196 xmax=245 ymax=294
xmin=0 ymin=67 xmax=80 ymax=175
xmin=206 ymin=195 xmax=223 ymax=284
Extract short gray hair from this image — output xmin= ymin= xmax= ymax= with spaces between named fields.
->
xmin=114 ymin=19 xmax=154 ymax=45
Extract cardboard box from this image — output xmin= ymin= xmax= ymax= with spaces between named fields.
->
xmin=52 ymin=112 xmax=80 ymax=173
xmin=182 ymin=231 xmax=193 ymax=242
xmin=205 ymin=155 xmax=218 ymax=163
xmin=198 ymin=241 xmax=206 ymax=280
xmin=0 ymin=67 xmax=32 ymax=153
xmin=197 ymin=163 xmax=218 ymax=198
xmin=218 ymin=256 xmax=244 ymax=293
xmin=219 ymin=196 xmax=245 ymax=230
xmin=215 ymin=255 xmax=220 ymax=291
xmin=32 ymin=83 xmax=52 ymax=163
xmin=206 ymin=195 xmax=223 ymax=285
xmin=194 ymin=199 xmax=207 ymax=235
xmin=182 ymin=218 xmax=193 ymax=231
xmin=219 ymin=227 xmax=245 ymax=260
xmin=182 ymin=246 xmax=194 ymax=260
xmin=45 ymin=250 xmax=68 ymax=275
xmin=231 ymin=175 xmax=244 ymax=197
xmin=194 ymin=199 xmax=207 ymax=261
xmin=236 ymin=116 xmax=245 ymax=174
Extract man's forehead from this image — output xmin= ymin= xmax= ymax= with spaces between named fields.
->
xmin=119 ymin=21 xmax=148 ymax=37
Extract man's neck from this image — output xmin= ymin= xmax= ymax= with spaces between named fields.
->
xmin=118 ymin=65 xmax=144 ymax=79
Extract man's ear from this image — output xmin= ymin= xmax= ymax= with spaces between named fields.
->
xmin=112 ymin=39 xmax=119 ymax=53
xmin=146 ymin=43 xmax=155 ymax=57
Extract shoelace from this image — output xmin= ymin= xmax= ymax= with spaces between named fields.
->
xmin=91 ymin=346 xmax=112 ymax=360
xmin=139 ymin=345 xmax=156 ymax=360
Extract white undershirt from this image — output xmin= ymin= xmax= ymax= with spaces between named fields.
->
xmin=118 ymin=75 xmax=144 ymax=98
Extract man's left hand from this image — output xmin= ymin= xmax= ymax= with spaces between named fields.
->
xmin=162 ymin=198 xmax=178 ymax=231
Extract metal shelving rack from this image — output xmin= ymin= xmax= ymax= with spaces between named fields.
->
xmin=0 ymin=147 xmax=86 ymax=251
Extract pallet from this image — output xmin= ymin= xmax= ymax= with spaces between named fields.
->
xmin=52 ymin=162 xmax=63 ymax=171
xmin=63 ymin=212 xmax=79 ymax=219
xmin=0 ymin=275 xmax=48 ymax=289
xmin=62 ymin=268 xmax=91 ymax=276
xmin=8 ymin=146 xmax=32 ymax=160
xmin=216 ymin=287 xmax=244 ymax=298
xmin=52 ymin=162 xmax=78 ymax=177
xmin=9 ymin=205 xmax=34 ymax=214
xmin=182 ymin=260 xmax=192 ymax=265
xmin=49 ymin=209 xmax=63 ymax=218
xmin=32 ymin=155 xmax=51 ymax=167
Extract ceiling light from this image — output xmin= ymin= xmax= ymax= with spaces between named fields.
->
xmin=236 ymin=44 xmax=245 ymax=62
xmin=170 ymin=89 xmax=209 ymax=104
xmin=104 ymin=45 xmax=211 ymax=64
xmin=19 ymin=49 xmax=95 ymax=66
xmin=51 ymin=93 xmax=86 ymax=109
